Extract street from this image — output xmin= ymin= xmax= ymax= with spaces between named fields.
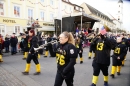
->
xmin=0 ymin=48 xmax=130 ymax=86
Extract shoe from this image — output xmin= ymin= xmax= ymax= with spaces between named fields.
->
xmin=122 ymin=64 xmax=124 ymax=66
xmin=0 ymin=60 xmax=3 ymax=62
xmin=90 ymin=83 xmax=96 ymax=86
xmin=44 ymin=56 xmax=47 ymax=57
xmin=110 ymin=74 xmax=115 ymax=78
xmin=117 ymin=72 xmax=120 ymax=75
xmin=104 ymin=81 xmax=108 ymax=86
xmin=80 ymin=61 xmax=83 ymax=64
xmin=88 ymin=57 xmax=91 ymax=59
xmin=22 ymin=58 xmax=26 ymax=60
xmin=34 ymin=72 xmax=41 ymax=75
xmin=22 ymin=72 xmax=29 ymax=75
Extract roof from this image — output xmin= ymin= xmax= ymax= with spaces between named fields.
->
xmin=63 ymin=12 xmax=100 ymax=23
xmin=118 ymin=0 xmax=123 ymax=3
xmin=85 ymin=3 xmax=113 ymax=22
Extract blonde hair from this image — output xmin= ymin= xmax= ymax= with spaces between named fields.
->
xmin=62 ymin=31 xmax=75 ymax=45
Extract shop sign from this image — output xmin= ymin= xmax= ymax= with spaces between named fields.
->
xmin=43 ymin=23 xmax=54 ymax=26
xmin=3 ymin=19 xmax=16 ymax=23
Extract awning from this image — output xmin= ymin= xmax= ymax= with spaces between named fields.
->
xmin=37 ymin=26 xmax=55 ymax=31
xmin=62 ymin=12 xmax=100 ymax=23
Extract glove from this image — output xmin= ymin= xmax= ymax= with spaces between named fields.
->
xmin=61 ymin=72 xmax=71 ymax=79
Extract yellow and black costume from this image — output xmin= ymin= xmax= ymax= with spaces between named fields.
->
xmin=110 ymin=42 xmax=127 ymax=78
xmin=22 ymin=36 xmax=41 ymax=75
xmin=54 ymin=42 xmax=78 ymax=86
xmin=90 ymin=34 xmax=116 ymax=86
xmin=0 ymin=36 xmax=3 ymax=62
xmin=75 ymin=36 xmax=83 ymax=64
xmin=121 ymin=37 xmax=129 ymax=66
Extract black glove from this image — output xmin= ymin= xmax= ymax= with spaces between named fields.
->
xmin=61 ymin=72 xmax=71 ymax=79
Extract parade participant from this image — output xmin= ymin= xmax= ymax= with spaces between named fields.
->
xmin=120 ymin=34 xmax=129 ymax=66
xmin=44 ymin=35 xmax=51 ymax=57
xmin=54 ymin=31 xmax=78 ymax=86
xmin=22 ymin=33 xmax=29 ymax=60
xmin=75 ymin=36 xmax=83 ymax=64
xmin=110 ymin=37 xmax=127 ymax=78
xmin=0 ymin=34 xmax=4 ymax=62
xmin=88 ymin=33 xmax=96 ymax=59
xmin=22 ymin=29 xmax=41 ymax=75
xmin=90 ymin=27 xmax=116 ymax=86
xmin=10 ymin=33 xmax=17 ymax=55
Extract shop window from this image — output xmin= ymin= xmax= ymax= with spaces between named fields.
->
xmin=15 ymin=26 xmax=20 ymax=35
xmin=14 ymin=6 xmax=20 ymax=17
xmin=50 ymin=0 xmax=53 ymax=5
xmin=0 ymin=25 xmax=5 ymax=36
xmin=28 ymin=9 xmax=33 ymax=19
xmin=40 ymin=11 xmax=44 ymax=20
xmin=0 ymin=3 xmax=4 ymax=16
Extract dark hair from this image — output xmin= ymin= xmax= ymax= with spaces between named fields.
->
xmin=29 ymin=29 xmax=35 ymax=36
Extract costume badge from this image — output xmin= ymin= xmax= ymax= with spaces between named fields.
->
xmin=70 ymin=49 xmax=74 ymax=54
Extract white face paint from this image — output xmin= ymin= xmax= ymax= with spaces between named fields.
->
xmin=70 ymin=49 xmax=74 ymax=54
xmin=116 ymin=37 xmax=122 ymax=43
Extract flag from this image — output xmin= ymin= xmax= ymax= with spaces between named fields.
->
xmin=100 ymin=26 xmax=107 ymax=35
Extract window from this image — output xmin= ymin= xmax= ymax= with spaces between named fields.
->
xmin=0 ymin=25 xmax=5 ymax=36
xmin=50 ymin=0 xmax=53 ymax=5
xmin=119 ymin=5 xmax=120 ymax=7
xmin=40 ymin=11 xmax=44 ymax=20
xmin=50 ymin=13 xmax=54 ymax=22
xmin=0 ymin=3 xmax=4 ymax=16
xmin=14 ymin=26 xmax=20 ymax=35
xmin=14 ymin=6 xmax=20 ymax=17
xmin=28 ymin=9 xmax=33 ymax=19
xmin=118 ymin=11 xmax=120 ymax=13
xmin=41 ymin=0 xmax=44 ymax=2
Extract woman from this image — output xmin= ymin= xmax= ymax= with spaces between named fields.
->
xmin=22 ymin=29 xmax=41 ymax=75
xmin=54 ymin=31 xmax=78 ymax=86
xmin=75 ymin=36 xmax=83 ymax=64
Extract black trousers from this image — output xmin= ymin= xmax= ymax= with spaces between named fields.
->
xmin=89 ymin=47 xmax=95 ymax=53
xmin=26 ymin=53 xmax=39 ymax=64
xmin=92 ymin=60 xmax=109 ymax=76
xmin=54 ymin=68 xmax=75 ymax=86
xmin=0 ymin=44 xmax=2 ymax=55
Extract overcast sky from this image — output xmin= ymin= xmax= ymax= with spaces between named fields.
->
xmin=70 ymin=0 xmax=130 ymax=32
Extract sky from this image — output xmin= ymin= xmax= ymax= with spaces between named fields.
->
xmin=70 ymin=0 xmax=130 ymax=32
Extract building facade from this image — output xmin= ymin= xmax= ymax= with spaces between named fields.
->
xmin=0 ymin=0 xmax=82 ymax=36
xmin=81 ymin=2 xmax=116 ymax=32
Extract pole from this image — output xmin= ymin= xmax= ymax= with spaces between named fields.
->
xmin=81 ymin=15 xmax=82 ymax=31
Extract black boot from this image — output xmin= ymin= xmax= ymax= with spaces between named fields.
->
xmin=34 ymin=72 xmax=41 ymax=75
xmin=22 ymin=72 xmax=29 ymax=75
xmin=110 ymin=74 xmax=115 ymax=78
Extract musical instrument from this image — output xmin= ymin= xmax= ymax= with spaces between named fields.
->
xmin=34 ymin=40 xmax=59 ymax=51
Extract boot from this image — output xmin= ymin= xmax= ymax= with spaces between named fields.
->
xmin=34 ymin=64 xmax=41 ymax=75
xmin=22 ymin=63 xmax=30 ymax=75
xmin=92 ymin=76 xmax=98 ymax=85
xmin=88 ymin=52 xmax=92 ymax=59
xmin=104 ymin=76 xmax=108 ymax=86
xmin=0 ymin=55 xmax=3 ymax=62
xmin=44 ymin=51 xmax=48 ymax=57
xmin=23 ymin=52 xmax=28 ymax=60
xmin=110 ymin=66 xmax=116 ymax=78
xmin=80 ymin=57 xmax=83 ymax=64
xmin=38 ymin=54 xmax=40 ymax=59
xmin=104 ymin=81 xmax=108 ymax=86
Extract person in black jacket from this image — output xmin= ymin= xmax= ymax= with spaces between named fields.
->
xmin=110 ymin=37 xmax=127 ymax=78
xmin=22 ymin=29 xmax=41 ymax=75
xmin=120 ymin=34 xmax=129 ymax=66
xmin=4 ymin=35 xmax=10 ymax=53
xmin=90 ymin=33 xmax=116 ymax=86
xmin=54 ymin=31 xmax=78 ymax=86
xmin=75 ymin=36 xmax=83 ymax=64
xmin=10 ymin=34 xmax=17 ymax=55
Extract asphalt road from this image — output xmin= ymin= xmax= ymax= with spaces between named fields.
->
xmin=0 ymin=48 xmax=130 ymax=86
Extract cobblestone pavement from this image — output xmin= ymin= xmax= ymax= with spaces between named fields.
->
xmin=0 ymin=66 xmax=26 ymax=86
